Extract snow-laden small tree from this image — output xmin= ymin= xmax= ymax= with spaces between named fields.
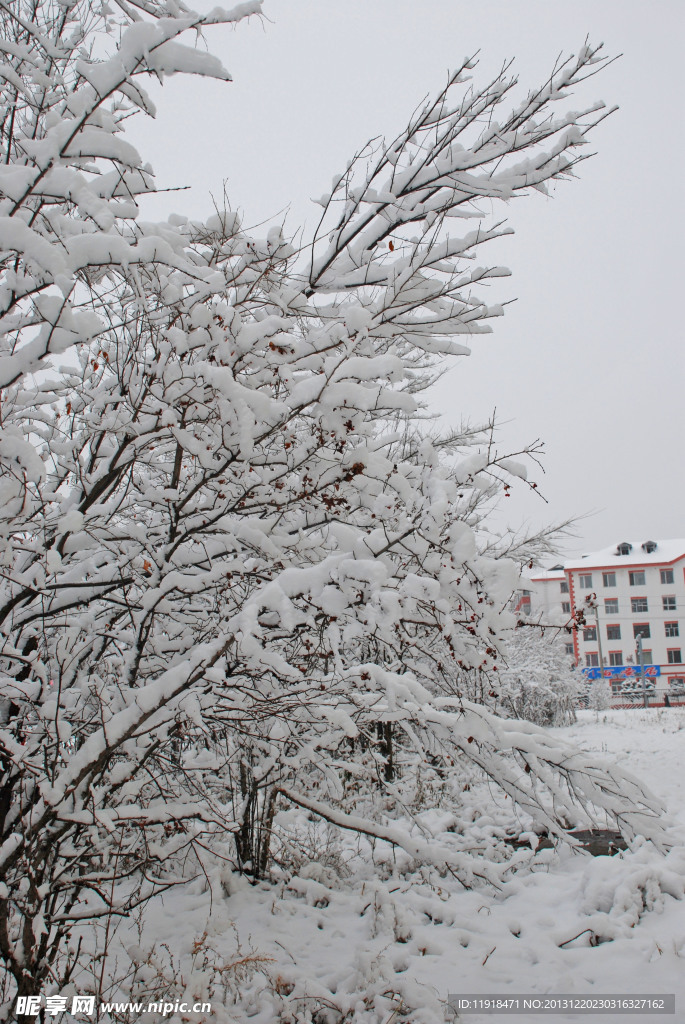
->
xmin=0 ymin=1 xmax=667 ymax=1009
xmin=498 ymin=627 xmax=580 ymax=726
xmin=587 ymin=677 xmax=613 ymax=719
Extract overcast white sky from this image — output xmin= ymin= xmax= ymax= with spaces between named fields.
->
xmin=130 ymin=0 xmax=684 ymax=560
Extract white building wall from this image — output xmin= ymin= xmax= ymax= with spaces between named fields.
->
xmin=531 ymin=540 xmax=685 ymax=691
xmin=524 ymin=569 xmax=570 ymax=624
xmin=568 ymin=558 xmax=685 ymax=676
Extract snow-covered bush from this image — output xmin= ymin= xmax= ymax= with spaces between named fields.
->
xmin=620 ymin=676 xmax=656 ymax=703
xmin=498 ymin=628 xmax=580 ymax=726
xmin=585 ymin=677 xmax=613 ymax=717
xmin=0 ymin=0 xmax=668 ymax=1010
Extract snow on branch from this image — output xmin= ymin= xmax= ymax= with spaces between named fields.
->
xmin=305 ymin=42 xmax=615 ymax=365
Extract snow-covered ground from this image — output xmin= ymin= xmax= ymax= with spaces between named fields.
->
xmin=100 ymin=710 xmax=685 ymax=1024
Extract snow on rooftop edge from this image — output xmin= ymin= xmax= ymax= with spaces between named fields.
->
xmin=532 ymin=539 xmax=685 ymax=577
xmin=528 ymin=567 xmax=566 ymax=581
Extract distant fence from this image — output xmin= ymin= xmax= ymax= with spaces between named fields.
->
xmin=579 ymin=688 xmax=685 ymax=710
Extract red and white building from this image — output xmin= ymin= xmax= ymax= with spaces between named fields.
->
xmin=527 ymin=539 xmax=685 ymax=698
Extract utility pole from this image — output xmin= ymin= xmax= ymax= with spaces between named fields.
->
xmin=594 ymin=598 xmax=605 ymax=677
xmin=636 ymin=633 xmax=648 ymax=708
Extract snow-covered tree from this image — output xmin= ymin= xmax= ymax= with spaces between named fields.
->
xmin=498 ymin=627 xmax=580 ymax=726
xmin=587 ymin=678 xmax=613 ymax=719
xmin=0 ymin=1 xmax=666 ymax=1008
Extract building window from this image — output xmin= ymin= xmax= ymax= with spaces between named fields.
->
xmin=604 ymin=598 xmax=619 ymax=615
xmin=608 ymin=651 xmax=623 ymax=666
xmin=579 ymin=574 xmax=593 ymax=589
xmin=560 ymin=580 xmax=569 ymax=594
xmin=661 ymin=568 xmax=674 ymax=585
xmin=663 ymin=595 xmax=676 ymax=611
xmin=585 ymin=652 xmax=599 ymax=667
xmin=583 ymin=627 xmax=597 ymax=642
xmin=668 ymin=649 xmax=683 ymax=664
xmin=641 ymin=651 xmax=653 ymax=665
xmin=629 ymin=570 xmax=646 ymax=586
xmin=561 ymin=602 xmax=571 ymax=615
xmin=606 ymin=624 xmax=621 ymax=640
xmin=631 ymin=597 xmax=648 ymax=613
xmin=633 ymin=623 xmax=650 ymax=639
xmin=665 ymin=622 xmax=680 ymax=638
xmin=564 ymin=643 xmax=574 ymax=655
xmin=602 ymin=572 xmax=616 ymax=588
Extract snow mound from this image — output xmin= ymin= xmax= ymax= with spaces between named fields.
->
xmin=579 ymin=843 xmax=685 ymax=930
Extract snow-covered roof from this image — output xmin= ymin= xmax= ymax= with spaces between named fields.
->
xmin=529 ymin=567 xmax=566 ymax=582
xmin=563 ymin=539 xmax=685 ymax=571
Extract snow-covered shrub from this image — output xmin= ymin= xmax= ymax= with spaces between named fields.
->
xmin=0 ymin=0 xmax=668 ymax=1009
xmin=86 ymin=924 xmax=273 ymax=1024
xmin=269 ymin=817 xmax=350 ymax=883
xmin=620 ymin=676 xmax=656 ymax=703
xmin=586 ymin=678 xmax=613 ymax=718
xmin=579 ymin=842 xmax=685 ymax=934
xmin=498 ymin=628 xmax=580 ymax=726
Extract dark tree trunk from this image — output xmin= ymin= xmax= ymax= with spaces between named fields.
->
xmin=377 ymin=721 xmax=394 ymax=782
